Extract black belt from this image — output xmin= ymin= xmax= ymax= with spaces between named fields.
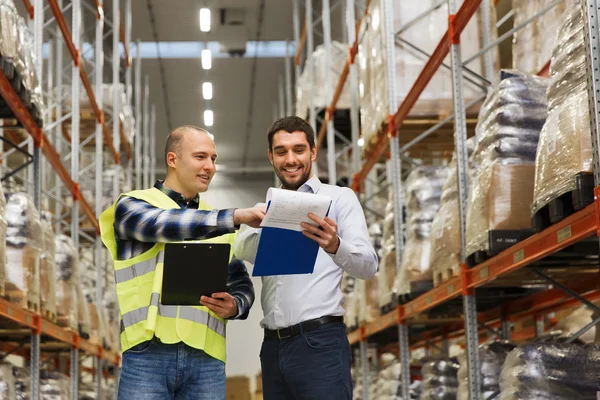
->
xmin=264 ymin=316 xmax=344 ymax=340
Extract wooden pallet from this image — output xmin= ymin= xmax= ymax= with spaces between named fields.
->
xmin=4 ymin=290 xmax=40 ymax=314
xmin=56 ymin=313 xmax=77 ymax=331
xmin=41 ymin=307 xmax=57 ymax=323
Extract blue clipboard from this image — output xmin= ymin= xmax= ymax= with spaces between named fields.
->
xmin=252 ymin=200 xmax=331 ymax=276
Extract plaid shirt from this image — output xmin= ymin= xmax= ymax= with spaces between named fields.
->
xmin=113 ymin=180 xmax=254 ymax=319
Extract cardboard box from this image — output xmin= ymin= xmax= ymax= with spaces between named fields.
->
xmin=253 ymin=392 xmax=263 ymax=400
xmin=226 ymin=376 xmax=251 ymax=400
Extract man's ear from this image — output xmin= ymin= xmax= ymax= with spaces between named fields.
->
xmin=268 ymin=149 xmax=274 ymax=165
xmin=166 ymin=152 xmax=178 ymax=169
xmin=310 ymin=147 xmax=317 ymax=162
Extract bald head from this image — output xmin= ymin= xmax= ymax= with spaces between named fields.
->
xmin=164 ymin=125 xmax=212 ymax=167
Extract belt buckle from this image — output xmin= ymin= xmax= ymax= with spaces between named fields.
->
xmin=276 ymin=328 xmax=291 ymax=339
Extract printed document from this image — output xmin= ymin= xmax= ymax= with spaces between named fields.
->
xmin=260 ymin=188 xmax=332 ymax=232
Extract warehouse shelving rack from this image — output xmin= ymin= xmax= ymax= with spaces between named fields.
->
xmin=294 ymin=0 xmax=600 ymax=399
xmin=0 ymin=1 xmax=156 ymax=399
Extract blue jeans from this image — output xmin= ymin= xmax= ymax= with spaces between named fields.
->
xmin=260 ymin=322 xmax=352 ymax=400
xmin=118 ymin=339 xmax=226 ymax=400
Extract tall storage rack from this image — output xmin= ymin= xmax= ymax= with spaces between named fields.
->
xmin=295 ymin=0 xmax=600 ymax=398
xmin=0 ymin=0 xmax=156 ymax=399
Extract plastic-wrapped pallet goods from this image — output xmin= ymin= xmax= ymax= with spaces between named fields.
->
xmin=54 ymin=234 xmax=79 ymax=331
xmin=0 ymin=363 xmax=16 ymax=399
xmin=13 ymin=366 xmax=29 ymax=400
xmin=358 ymin=271 xmax=380 ymax=324
xmin=103 ymin=255 xmax=120 ymax=350
xmin=378 ymin=187 xmax=403 ymax=307
xmin=421 ymin=357 xmax=460 ymax=400
xmin=465 ymin=70 xmax=548 ymax=259
xmin=40 ymin=212 xmax=57 ymax=320
xmin=358 ymin=0 xmax=496 ymax=146
xmin=394 ymin=167 xmax=447 ymax=296
xmin=429 ymin=139 xmax=475 ymax=286
xmin=373 ymin=353 xmax=421 ymax=400
xmin=5 ymin=192 xmax=41 ymax=313
xmin=512 ymin=0 xmax=578 ymax=75
xmin=295 ymin=41 xmax=351 ymax=118
xmin=499 ymin=343 xmax=600 ymax=399
xmin=531 ymin=5 xmax=593 ymax=221
xmin=80 ymin=249 xmax=106 ymax=345
xmin=40 ymin=370 xmax=69 ymax=400
xmin=457 ymin=341 xmax=516 ymax=400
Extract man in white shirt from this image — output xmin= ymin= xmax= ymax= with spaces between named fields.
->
xmin=233 ymin=116 xmax=377 ymax=400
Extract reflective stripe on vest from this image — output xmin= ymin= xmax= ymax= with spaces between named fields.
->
xmin=114 ymin=251 xmax=164 ymax=284
xmin=120 ymin=292 xmax=226 ymax=338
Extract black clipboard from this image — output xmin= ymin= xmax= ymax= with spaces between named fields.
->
xmin=161 ymin=242 xmax=230 ymax=306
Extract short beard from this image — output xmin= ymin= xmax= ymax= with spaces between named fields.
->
xmin=275 ymin=165 xmax=311 ymax=190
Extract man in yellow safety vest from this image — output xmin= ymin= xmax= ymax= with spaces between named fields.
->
xmin=100 ymin=125 xmax=266 ymax=399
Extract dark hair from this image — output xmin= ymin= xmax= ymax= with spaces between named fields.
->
xmin=267 ymin=116 xmax=315 ymax=150
xmin=164 ymin=125 xmax=209 ymax=167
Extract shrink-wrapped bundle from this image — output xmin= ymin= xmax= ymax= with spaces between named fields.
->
xmin=40 ymin=212 xmax=57 ymax=318
xmin=421 ymin=358 xmax=460 ymax=400
xmin=55 ymin=234 xmax=78 ymax=330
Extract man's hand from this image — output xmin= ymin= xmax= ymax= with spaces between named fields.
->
xmin=200 ymin=292 xmax=238 ymax=319
xmin=233 ymin=204 xmax=267 ymax=228
xmin=301 ymin=213 xmax=340 ymax=254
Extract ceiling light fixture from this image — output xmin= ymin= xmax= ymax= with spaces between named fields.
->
xmin=201 ymin=49 xmax=212 ymax=70
xmin=357 ymin=137 xmax=365 ymax=147
xmin=202 ymin=82 xmax=213 ymax=100
xmin=204 ymin=110 xmax=214 ymax=127
xmin=199 ymin=8 xmax=211 ymax=32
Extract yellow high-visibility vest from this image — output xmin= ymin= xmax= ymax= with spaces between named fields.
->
xmin=100 ymin=187 xmax=235 ymax=362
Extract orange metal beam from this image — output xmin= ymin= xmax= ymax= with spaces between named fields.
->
xmin=295 ymin=21 xmax=307 ymax=67
xmin=353 ymin=0 xmax=483 ymax=190
xmin=467 ymin=204 xmax=596 ymax=288
xmin=22 ymin=0 xmax=34 ymax=19
xmin=537 ymin=59 xmax=551 ymax=77
xmin=119 ymin=16 xmax=131 ymax=68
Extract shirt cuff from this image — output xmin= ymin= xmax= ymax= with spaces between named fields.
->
xmin=328 ymin=237 xmax=352 ymax=268
xmin=219 ymin=208 xmax=237 ymax=233
xmin=230 ymin=295 xmax=244 ymax=320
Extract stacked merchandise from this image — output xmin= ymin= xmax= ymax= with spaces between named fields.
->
xmin=16 ymin=14 xmax=44 ymax=126
xmin=499 ymin=343 xmax=600 ymax=399
xmin=80 ymin=248 xmax=108 ymax=346
xmin=531 ymin=6 xmax=594 ymax=222
xmin=358 ymin=1 xmax=495 ymax=147
xmin=358 ymin=270 xmax=380 ymax=324
xmin=342 ymin=271 xmax=358 ymax=328
xmin=457 ymin=341 xmax=516 ymax=400
xmin=372 ymin=353 xmax=421 ymax=399
xmin=351 ymin=347 xmax=379 ymax=400
xmin=0 ymin=180 xmax=6 ymax=296
xmin=40 ymin=212 xmax=57 ymax=319
xmin=512 ymin=0 xmax=578 ymax=75
xmin=103 ymin=254 xmax=120 ymax=351
xmin=394 ymin=166 xmax=447 ymax=297
xmin=40 ymin=370 xmax=70 ymax=400
xmin=0 ymin=0 xmax=18 ymax=79
xmin=465 ymin=70 xmax=548 ymax=260
xmin=54 ymin=234 xmax=79 ymax=331
xmin=79 ymin=382 xmax=97 ymax=400
xmin=421 ymin=358 xmax=460 ymax=400
xmin=0 ymin=363 xmax=16 ymax=399
xmin=429 ymin=139 xmax=474 ymax=286
xmin=295 ymin=41 xmax=351 ymax=118
xmin=13 ymin=366 xmax=29 ymax=400
xmin=5 ymin=192 xmax=41 ymax=312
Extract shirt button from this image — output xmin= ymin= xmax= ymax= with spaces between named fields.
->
xmin=274 ymin=305 xmax=280 ymax=311
xmin=277 ymin=281 xmax=282 ymax=286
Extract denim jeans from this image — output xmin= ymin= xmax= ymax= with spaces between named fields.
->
xmin=118 ymin=339 xmax=226 ymax=400
xmin=260 ymin=322 xmax=352 ymax=400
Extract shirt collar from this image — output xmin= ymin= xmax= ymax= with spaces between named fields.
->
xmin=154 ymin=180 xmax=200 ymax=208
xmin=298 ymin=175 xmax=322 ymax=194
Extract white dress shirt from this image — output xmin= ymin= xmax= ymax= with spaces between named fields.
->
xmin=233 ymin=176 xmax=378 ymax=330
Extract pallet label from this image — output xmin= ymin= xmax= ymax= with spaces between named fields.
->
xmin=480 ymin=266 xmax=489 ymax=279
xmin=447 ymin=284 xmax=454 ymax=295
xmin=557 ymin=225 xmax=572 ymax=243
xmin=427 ymin=296 xmax=432 ymax=305
xmin=513 ymin=249 xmax=525 ymax=263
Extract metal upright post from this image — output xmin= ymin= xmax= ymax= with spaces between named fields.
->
xmin=479 ymin=0 xmax=495 ymax=83
xmin=306 ymin=0 xmax=317 ymax=131
xmin=94 ymin=8 xmax=105 ymax=400
xmin=278 ymin=75 xmax=285 ymax=118
xmin=346 ymin=0 xmax=361 ymax=174
xmin=150 ymin=104 xmax=156 ymax=183
xmin=54 ymin=0 xmax=64 ymax=234
xmin=135 ymin=41 xmax=142 ymax=189
xmin=71 ymin=0 xmax=82 ymax=397
xmin=30 ymin=1 xmax=43 ymax=398
xmin=293 ymin=0 xmax=301 ymax=87
xmin=285 ymin=41 xmax=293 ymax=116
xmin=143 ymin=75 xmax=150 ymax=188
xmin=112 ymin=0 xmax=121 ymax=201
xmin=359 ymin=339 xmax=369 ymax=400
xmin=125 ymin=0 xmax=133 ymax=190
xmin=322 ymin=0 xmax=336 ymax=184
xmin=583 ymin=0 xmax=600 ymax=190
xmin=448 ymin=0 xmax=481 ymax=397
xmin=382 ymin=0 xmax=409 ymax=395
